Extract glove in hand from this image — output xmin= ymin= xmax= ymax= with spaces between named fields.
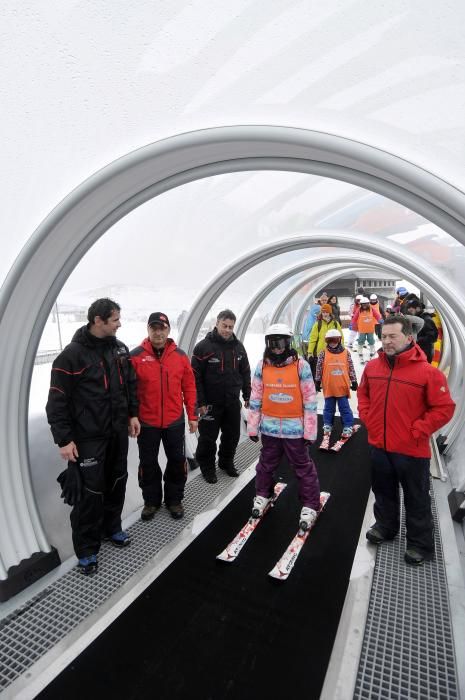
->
xmin=57 ymin=462 xmax=82 ymax=506
xmin=249 ymin=435 xmax=259 ymax=443
xmin=314 ymin=381 xmax=321 ymax=392
xmin=351 ymin=381 xmax=358 ymax=391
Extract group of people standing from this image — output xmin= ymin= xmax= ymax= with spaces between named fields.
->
xmin=47 ymin=287 xmax=454 ymax=576
xmin=47 ymin=300 xmax=251 ymax=574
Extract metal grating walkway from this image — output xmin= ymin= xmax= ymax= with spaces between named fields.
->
xmin=354 ymin=484 xmax=459 ymax=700
xmin=0 ymin=440 xmax=261 ymax=694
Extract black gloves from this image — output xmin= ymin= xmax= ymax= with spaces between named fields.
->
xmin=314 ymin=381 xmax=321 ymax=392
xmin=57 ymin=463 xmax=82 ymax=506
xmin=249 ymin=435 xmax=259 ymax=443
xmin=304 ymin=439 xmax=315 ymax=446
xmin=351 ymin=381 xmax=358 ymax=391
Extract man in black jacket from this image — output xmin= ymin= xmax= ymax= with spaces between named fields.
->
xmin=406 ymin=299 xmax=439 ymax=363
xmin=191 ymin=310 xmax=251 ymax=483
xmin=46 ymin=298 xmax=140 ymax=574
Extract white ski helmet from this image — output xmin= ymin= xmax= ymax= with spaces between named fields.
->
xmin=360 ymin=296 xmax=370 ymax=304
xmin=369 ymin=293 xmax=378 ymax=300
xmin=355 ymin=294 xmax=363 ymax=301
xmin=265 ymin=323 xmax=293 ymax=338
xmin=325 ymin=328 xmax=342 ymax=340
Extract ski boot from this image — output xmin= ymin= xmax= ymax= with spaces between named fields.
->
xmin=299 ymin=506 xmax=318 ymax=531
xmin=341 ymin=426 xmax=354 ymax=441
xmin=78 ymin=554 xmax=98 ymax=575
xmin=252 ymin=495 xmax=270 ymax=518
xmin=319 ymin=425 xmax=332 ymax=450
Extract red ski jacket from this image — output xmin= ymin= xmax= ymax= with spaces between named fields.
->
xmin=130 ymin=338 xmax=197 ymax=428
xmin=357 ymin=343 xmax=455 ymax=458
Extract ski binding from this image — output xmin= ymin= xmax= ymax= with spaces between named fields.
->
xmin=268 ymin=492 xmax=330 ymax=580
xmin=217 ymin=482 xmax=287 ymax=563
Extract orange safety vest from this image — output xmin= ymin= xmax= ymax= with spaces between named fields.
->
xmin=262 ymin=362 xmax=303 ymax=418
xmin=322 ymin=348 xmax=350 ymax=397
xmin=357 ymin=309 xmax=376 ymax=334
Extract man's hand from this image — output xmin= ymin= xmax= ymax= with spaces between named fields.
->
xmin=351 ymin=381 xmax=358 ymax=391
xmin=128 ymin=417 xmax=141 ymax=438
xmin=249 ymin=435 xmax=259 ymax=443
xmin=198 ymin=405 xmax=208 ymax=417
xmin=59 ymin=441 xmax=79 ymax=462
xmin=188 ymin=420 xmax=198 ymax=433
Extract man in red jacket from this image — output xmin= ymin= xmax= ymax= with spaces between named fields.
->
xmin=357 ymin=315 xmax=455 ymax=565
xmin=131 ymin=312 xmax=198 ymax=521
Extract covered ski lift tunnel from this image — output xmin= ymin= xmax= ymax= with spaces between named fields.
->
xmin=1 ymin=126 xmax=465 ymax=693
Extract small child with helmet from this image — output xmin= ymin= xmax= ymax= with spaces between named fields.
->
xmin=369 ymin=293 xmax=385 ymax=339
xmin=314 ymin=329 xmax=358 ymax=441
xmin=347 ymin=294 xmax=364 ymax=350
xmin=351 ymin=297 xmax=382 ymax=363
xmin=247 ymin=323 xmax=321 ymax=530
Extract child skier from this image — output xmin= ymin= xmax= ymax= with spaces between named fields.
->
xmin=351 ymin=296 xmax=382 ymax=363
xmin=314 ymin=329 xmax=358 ymax=448
xmin=247 ymin=323 xmax=321 ymax=530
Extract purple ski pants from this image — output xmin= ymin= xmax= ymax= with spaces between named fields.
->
xmin=255 ymin=434 xmax=320 ymax=511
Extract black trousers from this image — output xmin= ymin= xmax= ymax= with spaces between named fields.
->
xmin=195 ymin=399 xmax=241 ymax=471
xmin=70 ymin=430 xmax=129 ymax=558
xmin=137 ymin=424 xmax=187 ymax=507
xmin=370 ymin=446 xmax=434 ymax=556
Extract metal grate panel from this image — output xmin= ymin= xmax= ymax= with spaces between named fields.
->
xmin=0 ymin=440 xmax=261 ymax=692
xmin=354 ymin=484 xmax=459 ymax=699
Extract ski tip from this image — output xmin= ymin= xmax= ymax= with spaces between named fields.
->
xmin=216 ymin=552 xmax=235 ymax=562
xmin=268 ymin=570 xmax=288 ymax=581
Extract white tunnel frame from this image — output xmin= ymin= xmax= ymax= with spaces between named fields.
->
xmin=1 ymin=125 xmax=465 ymax=579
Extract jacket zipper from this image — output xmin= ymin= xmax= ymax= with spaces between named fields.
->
xmin=160 ymin=362 xmax=164 ymax=427
xmin=101 ymin=361 xmax=108 ymax=390
xmin=383 ymin=362 xmax=394 ymax=449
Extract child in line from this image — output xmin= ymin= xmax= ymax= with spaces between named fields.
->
xmin=247 ymin=323 xmax=321 ymax=530
xmin=314 ymin=329 xmax=358 ymax=444
xmin=351 ymin=296 xmax=382 ymax=363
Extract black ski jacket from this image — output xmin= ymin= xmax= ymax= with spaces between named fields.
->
xmin=46 ymin=325 xmax=138 ymax=447
xmin=191 ymin=328 xmax=251 ymax=406
xmin=417 ymin=313 xmax=439 ymax=361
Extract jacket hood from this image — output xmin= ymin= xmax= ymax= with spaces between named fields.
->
xmin=378 ymin=342 xmax=426 ymax=366
xmin=141 ymin=336 xmax=177 ymax=356
xmin=206 ymin=328 xmax=239 ymax=345
xmin=72 ymin=324 xmax=118 ymax=348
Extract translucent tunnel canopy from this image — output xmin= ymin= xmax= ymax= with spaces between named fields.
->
xmin=40 ymin=170 xmax=462 ymax=359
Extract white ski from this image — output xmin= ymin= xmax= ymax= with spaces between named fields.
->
xmin=330 ymin=424 xmax=361 ymax=452
xmin=268 ymin=492 xmax=330 ymax=580
xmin=217 ymin=482 xmax=287 ymax=562
xmin=319 ymin=433 xmax=331 ymax=451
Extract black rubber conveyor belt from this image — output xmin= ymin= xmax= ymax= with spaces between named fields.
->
xmin=39 ymin=418 xmax=371 ymax=700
